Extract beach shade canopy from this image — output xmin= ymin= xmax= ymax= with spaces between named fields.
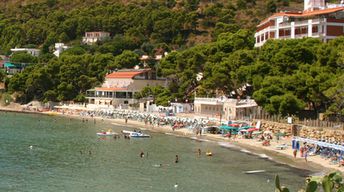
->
xmin=295 ymin=137 xmax=344 ymax=151
xmin=219 ymin=125 xmax=237 ymax=130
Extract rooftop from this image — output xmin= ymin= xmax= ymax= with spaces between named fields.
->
xmin=105 ymin=69 xmax=151 ymax=79
xmin=258 ymin=7 xmax=344 ymax=26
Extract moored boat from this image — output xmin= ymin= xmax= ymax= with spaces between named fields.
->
xmin=122 ymin=130 xmax=150 ymax=138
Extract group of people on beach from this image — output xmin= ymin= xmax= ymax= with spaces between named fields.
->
xmin=79 ymin=109 xmax=208 ymax=133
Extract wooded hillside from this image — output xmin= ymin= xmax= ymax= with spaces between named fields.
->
xmin=0 ymin=0 xmax=305 ymax=54
xmin=2 ymin=0 xmax=344 ymax=119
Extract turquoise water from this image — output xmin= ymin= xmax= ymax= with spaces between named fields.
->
xmin=0 ymin=112 xmax=308 ymax=192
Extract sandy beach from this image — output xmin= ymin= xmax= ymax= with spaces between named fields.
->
xmin=0 ymin=104 xmax=342 ymax=174
xmin=108 ymin=117 xmax=341 ymax=174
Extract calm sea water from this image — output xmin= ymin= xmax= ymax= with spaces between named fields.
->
xmin=0 ymin=112 xmax=308 ymax=192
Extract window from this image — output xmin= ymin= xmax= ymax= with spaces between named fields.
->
xmin=124 ymin=101 xmax=128 ymax=104
xmin=127 ymin=92 xmax=133 ymax=98
xmin=116 ymin=92 xmax=126 ymax=98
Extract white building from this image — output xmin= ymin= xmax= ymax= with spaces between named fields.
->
xmin=82 ymin=32 xmax=110 ymax=45
xmin=86 ymin=68 xmax=167 ymax=109
xmin=194 ymin=97 xmax=258 ymax=120
xmin=170 ymin=103 xmax=192 ymax=113
xmin=10 ymin=48 xmax=40 ymax=57
xmin=255 ymin=0 xmax=344 ymax=47
xmin=53 ymin=43 xmax=69 ymax=57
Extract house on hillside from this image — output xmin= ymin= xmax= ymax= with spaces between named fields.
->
xmin=194 ymin=97 xmax=258 ymax=120
xmin=10 ymin=48 xmax=40 ymax=57
xmin=4 ymin=62 xmax=26 ymax=75
xmin=82 ymin=32 xmax=110 ymax=45
xmin=86 ymin=68 xmax=167 ymax=109
xmin=255 ymin=0 xmax=344 ymax=47
xmin=53 ymin=43 xmax=69 ymax=57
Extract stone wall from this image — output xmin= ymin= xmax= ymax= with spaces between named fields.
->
xmin=256 ymin=120 xmax=344 ymax=143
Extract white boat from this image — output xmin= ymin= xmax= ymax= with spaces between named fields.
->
xmin=97 ymin=129 xmax=117 ymax=136
xmin=122 ymin=130 xmax=150 ymax=138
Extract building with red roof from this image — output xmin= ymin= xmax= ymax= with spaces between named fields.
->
xmin=86 ymin=68 xmax=167 ymax=108
xmin=255 ymin=0 xmax=344 ymax=47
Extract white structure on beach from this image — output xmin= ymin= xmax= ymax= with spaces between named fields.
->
xmin=194 ymin=97 xmax=258 ymax=120
xmin=170 ymin=103 xmax=193 ymax=114
xmin=86 ymin=68 xmax=167 ymax=109
xmin=82 ymin=32 xmax=110 ymax=45
xmin=10 ymin=48 xmax=40 ymax=57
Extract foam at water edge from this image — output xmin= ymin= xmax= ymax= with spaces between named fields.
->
xmin=240 ymin=149 xmax=252 ymax=154
xmin=258 ymin=153 xmax=273 ymax=160
xmin=218 ymin=142 xmax=238 ymax=149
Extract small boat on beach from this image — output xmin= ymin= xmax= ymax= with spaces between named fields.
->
xmin=122 ymin=130 xmax=150 ymax=138
xmin=97 ymin=129 xmax=117 ymax=136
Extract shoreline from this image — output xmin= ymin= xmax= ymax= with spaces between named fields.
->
xmin=108 ymin=118 xmax=330 ymax=174
xmin=0 ymin=106 xmax=341 ymax=175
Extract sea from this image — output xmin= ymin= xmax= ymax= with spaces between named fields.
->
xmin=0 ymin=112 xmax=309 ymax=192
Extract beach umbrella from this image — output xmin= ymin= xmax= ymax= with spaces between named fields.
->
xmin=274 ymin=132 xmax=285 ymax=137
xmin=263 ymin=130 xmax=272 ymax=134
xmin=247 ymin=128 xmax=259 ymax=132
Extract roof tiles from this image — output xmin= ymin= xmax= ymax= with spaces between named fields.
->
xmin=258 ymin=7 xmax=344 ymax=26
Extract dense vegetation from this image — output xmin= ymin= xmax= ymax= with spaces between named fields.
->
xmin=1 ymin=0 xmax=344 ymax=119
xmin=276 ymin=172 xmax=344 ymax=192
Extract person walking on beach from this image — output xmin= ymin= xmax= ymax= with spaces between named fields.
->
xmin=303 ymin=143 xmax=308 ymax=162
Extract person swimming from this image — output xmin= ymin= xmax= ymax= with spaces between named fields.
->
xmin=175 ymin=155 xmax=179 ymax=163
xmin=140 ymin=151 xmax=145 ymax=158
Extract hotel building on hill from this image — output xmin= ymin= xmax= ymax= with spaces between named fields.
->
xmin=255 ymin=0 xmax=344 ymax=47
xmin=86 ymin=68 xmax=167 ymax=109
xmin=82 ymin=32 xmax=110 ymax=45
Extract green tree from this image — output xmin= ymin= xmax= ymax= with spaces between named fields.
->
xmin=112 ymin=50 xmax=139 ymax=69
xmin=267 ymin=0 xmax=277 ymax=13
xmin=10 ymin=52 xmax=38 ymax=64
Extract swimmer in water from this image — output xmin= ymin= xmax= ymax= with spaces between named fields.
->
xmin=175 ymin=155 xmax=179 ymax=163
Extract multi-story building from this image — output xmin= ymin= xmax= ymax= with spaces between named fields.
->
xmin=86 ymin=68 xmax=167 ymax=109
xmin=82 ymin=32 xmax=110 ymax=45
xmin=194 ymin=97 xmax=258 ymax=120
xmin=255 ymin=0 xmax=344 ymax=47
